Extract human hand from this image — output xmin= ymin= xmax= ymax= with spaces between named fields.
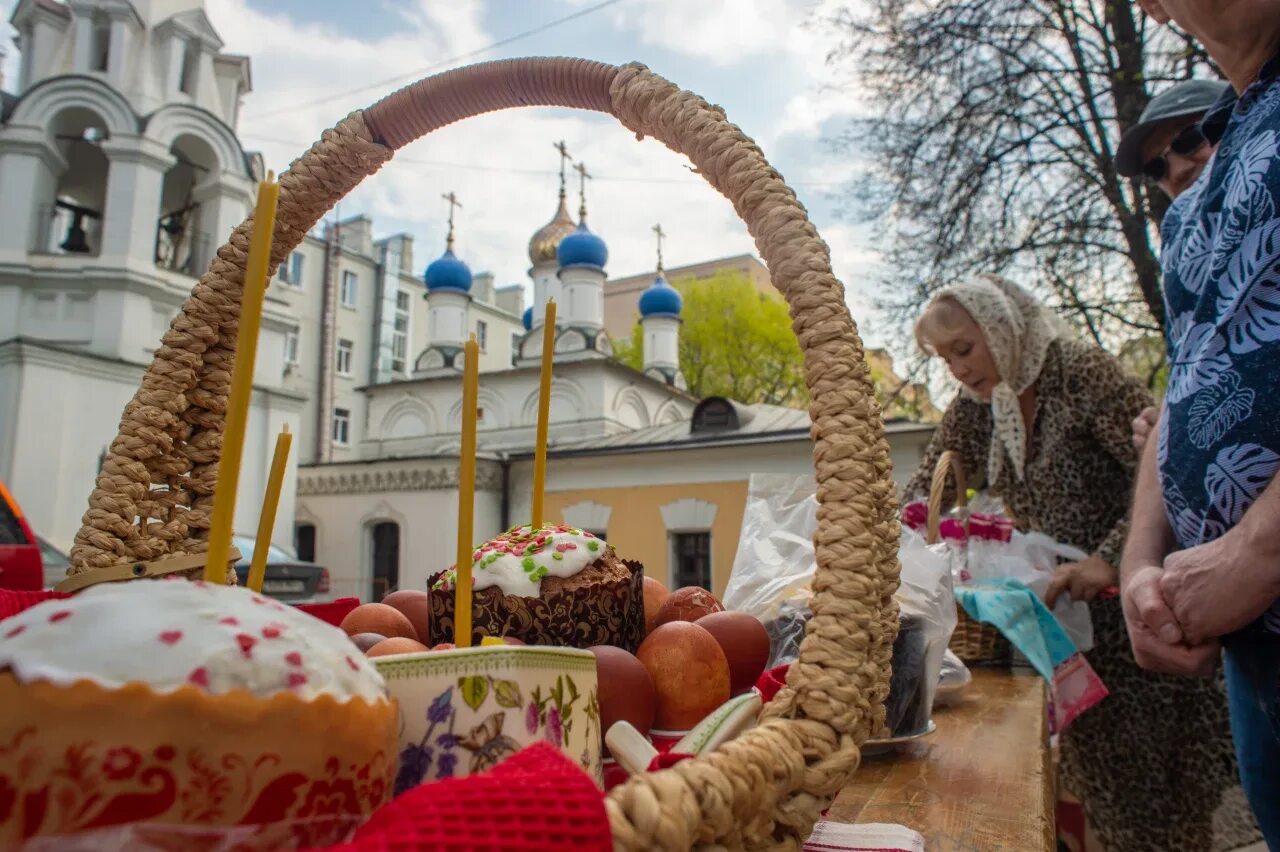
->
xmin=1121 ymin=564 xmax=1220 ymax=676
xmin=1131 ymin=406 xmax=1158 ymax=452
xmin=1160 ymin=533 xmax=1280 ymax=644
xmin=1045 ymin=555 xmax=1118 ymax=608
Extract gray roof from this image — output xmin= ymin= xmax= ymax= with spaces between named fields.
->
xmin=538 ymin=401 xmax=933 ymax=458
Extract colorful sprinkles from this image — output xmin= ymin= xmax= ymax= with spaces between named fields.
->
xmin=432 ymin=523 xmax=613 ymax=596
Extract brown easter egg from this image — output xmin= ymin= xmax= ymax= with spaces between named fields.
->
xmin=636 ymin=622 xmax=730 ymax=730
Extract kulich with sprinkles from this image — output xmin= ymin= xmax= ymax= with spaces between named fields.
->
xmin=428 ymin=524 xmax=645 ymax=652
xmin=0 ymin=580 xmax=397 ymax=846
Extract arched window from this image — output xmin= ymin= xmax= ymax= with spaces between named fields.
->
xmin=370 ymin=521 xmax=400 ymax=601
xmin=295 ymin=523 xmax=317 ymax=563
xmin=44 ymin=108 xmax=110 ymax=255
xmin=156 ymin=134 xmax=218 ymax=275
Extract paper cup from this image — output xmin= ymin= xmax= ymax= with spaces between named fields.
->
xmin=0 ymin=674 xmax=396 ymax=848
xmin=373 ymin=645 xmax=602 ymax=794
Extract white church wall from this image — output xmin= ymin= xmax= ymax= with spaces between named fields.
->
xmin=296 ymin=458 xmax=505 ymax=601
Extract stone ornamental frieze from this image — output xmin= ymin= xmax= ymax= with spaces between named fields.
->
xmin=298 ymin=463 xmax=504 ymax=496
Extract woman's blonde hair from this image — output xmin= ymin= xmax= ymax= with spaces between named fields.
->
xmin=913 ymin=294 xmax=973 ymax=356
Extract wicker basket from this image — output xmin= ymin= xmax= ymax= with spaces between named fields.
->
xmin=63 ymin=58 xmax=902 ymax=850
xmin=927 ymin=450 xmax=1011 ymax=665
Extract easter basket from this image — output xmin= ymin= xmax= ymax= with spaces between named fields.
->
xmin=64 ymin=58 xmax=902 ymax=850
xmin=926 ymin=450 xmax=1012 ymax=664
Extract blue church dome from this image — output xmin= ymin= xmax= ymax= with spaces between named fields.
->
xmin=424 ymin=249 xmax=472 ymax=293
xmin=522 ymin=306 xmax=533 ymax=330
xmin=638 ymin=274 xmax=683 ymax=317
xmin=556 ymin=224 xmax=608 ymax=269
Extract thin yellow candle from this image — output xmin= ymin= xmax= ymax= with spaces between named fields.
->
xmin=454 ymin=335 xmax=480 ymax=647
xmin=531 ymin=299 xmax=556 ymax=529
xmin=247 ymin=424 xmax=293 ymax=593
xmin=204 ymin=175 xmax=280 ymax=583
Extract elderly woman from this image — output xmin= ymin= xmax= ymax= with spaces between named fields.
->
xmin=902 ymin=275 xmax=1258 ymax=852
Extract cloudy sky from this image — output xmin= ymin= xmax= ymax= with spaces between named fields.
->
xmin=2 ymin=0 xmax=889 ymax=345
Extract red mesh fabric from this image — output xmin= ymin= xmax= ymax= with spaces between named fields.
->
xmin=755 ymin=664 xmax=790 ymax=704
xmin=296 ymin=597 xmax=359 ymax=627
xmin=322 ymin=742 xmax=611 ymax=852
xmin=0 ymin=588 xmax=65 ymax=620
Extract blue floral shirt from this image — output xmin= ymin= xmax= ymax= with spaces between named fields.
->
xmin=1158 ymin=59 xmax=1280 ymax=632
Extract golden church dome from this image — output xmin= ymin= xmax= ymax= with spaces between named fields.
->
xmin=528 ymin=191 xmax=577 ymax=266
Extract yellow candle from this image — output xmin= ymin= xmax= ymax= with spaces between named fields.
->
xmin=204 ymin=176 xmax=280 ymax=584
xmin=247 ymin=425 xmax=293 ymax=593
xmin=531 ymin=299 xmax=556 ymax=529
xmin=454 ymin=335 xmax=480 ymax=647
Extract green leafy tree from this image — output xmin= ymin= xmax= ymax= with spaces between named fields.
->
xmin=613 ymin=271 xmax=809 ymax=407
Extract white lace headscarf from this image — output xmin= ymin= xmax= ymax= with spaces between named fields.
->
xmin=928 ymin=274 xmax=1069 ymax=485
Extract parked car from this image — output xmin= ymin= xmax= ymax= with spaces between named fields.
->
xmin=0 ymin=481 xmax=42 ymax=591
xmin=37 ymin=535 xmax=71 ymax=590
xmin=231 ymin=535 xmax=331 ymax=604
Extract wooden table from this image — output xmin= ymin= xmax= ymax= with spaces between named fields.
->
xmin=828 ymin=667 xmax=1053 ymax=851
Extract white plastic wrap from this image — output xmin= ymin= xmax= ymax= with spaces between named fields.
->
xmin=725 ymin=475 xmax=957 ymax=736
xmin=722 ymin=474 xmax=818 ymax=669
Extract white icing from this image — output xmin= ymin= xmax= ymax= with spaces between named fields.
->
xmin=439 ymin=524 xmax=610 ymax=598
xmin=0 ymin=580 xmax=386 ymax=703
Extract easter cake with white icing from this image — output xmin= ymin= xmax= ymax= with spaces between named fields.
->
xmin=0 ymin=579 xmax=397 ymax=846
xmin=428 ymin=524 xmax=644 ymax=652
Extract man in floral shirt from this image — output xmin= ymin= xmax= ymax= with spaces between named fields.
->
xmin=1124 ymin=0 xmax=1280 ymax=843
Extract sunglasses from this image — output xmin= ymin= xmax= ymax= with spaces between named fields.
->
xmin=1142 ymin=124 xmax=1209 ymax=181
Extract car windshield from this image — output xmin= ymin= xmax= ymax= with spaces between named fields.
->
xmin=231 ymin=536 xmax=298 ymax=567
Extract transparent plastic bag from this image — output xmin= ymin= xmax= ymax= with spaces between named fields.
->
xmin=934 ymin=648 xmax=972 ymax=707
xmin=726 ymin=475 xmax=957 ymax=735
xmin=722 ymin=474 xmax=818 ymax=669
xmin=886 ymin=526 xmax=958 ymax=735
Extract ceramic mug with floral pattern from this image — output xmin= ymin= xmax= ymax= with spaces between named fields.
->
xmin=372 ymin=645 xmax=601 ymax=795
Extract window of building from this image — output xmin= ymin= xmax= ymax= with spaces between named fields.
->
xmin=511 ymin=331 xmax=522 ymax=358
xmin=178 ymin=39 xmax=198 ymax=95
xmin=91 ymin=17 xmax=111 ymax=72
xmin=284 ymin=330 xmax=299 ymax=365
xmin=340 ymin=270 xmax=358 ymax=307
xmin=332 ymin=407 xmax=351 ymax=445
xmin=392 ymin=290 xmax=410 ymax=374
xmin=295 ymin=523 xmax=316 ymax=562
xmin=475 ymin=320 xmax=488 ymax=351
xmin=278 ymin=252 xmax=304 ymax=286
xmin=671 ymin=532 xmax=711 ymax=590
xmin=336 ymin=338 xmax=353 ymax=376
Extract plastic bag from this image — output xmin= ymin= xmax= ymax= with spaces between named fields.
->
xmin=885 ymin=526 xmax=957 ymax=736
xmin=725 ymin=475 xmax=957 ymax=736
xmin=722 ymin=474 xmax=818 ymax=669
xmin=935 ymin=648 xmax=972 ymax=707
xmin=906 ymin=491 xmax=1096 ymax=654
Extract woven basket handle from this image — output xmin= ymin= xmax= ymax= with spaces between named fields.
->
xmin=71 ymin=57 xmax=901 ymax=850
xmin=926 ymin=450 xmax=967 ymax=545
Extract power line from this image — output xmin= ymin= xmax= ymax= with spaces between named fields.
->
xmin=243 ymin=0 xmax=627 ymax=122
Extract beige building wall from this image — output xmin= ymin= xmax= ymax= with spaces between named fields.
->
xmin=543 ymin=481 xmax=749 ymax=598
xmin=602 ymin=254 xmax=773 ymax=341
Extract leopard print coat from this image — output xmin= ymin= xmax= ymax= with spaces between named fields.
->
xmin=905 ymin=338 xmax=1260 ymax=851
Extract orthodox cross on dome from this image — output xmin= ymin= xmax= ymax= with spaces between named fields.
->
xmin=652 ymin=222 xmax=666 ymax=274
xmin=441 ymin=191 xmax=462 ymax=251
xmin=574 ymin=160 xmax=592 ymax=224
xmin=553 ymin=140 xmax=571 ymax=199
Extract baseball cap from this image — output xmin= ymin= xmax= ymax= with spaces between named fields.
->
xmin=1115 ymin=79 xmax=1232 ymax=177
